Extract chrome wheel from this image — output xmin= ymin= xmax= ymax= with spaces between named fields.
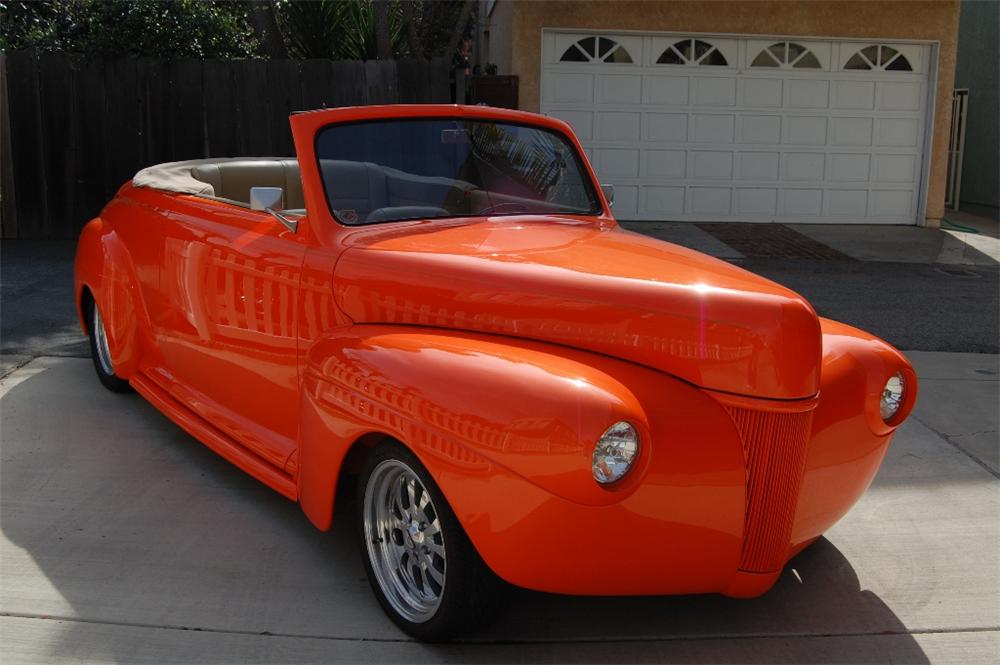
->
xmin=93 ymin=305 xmax=114 ymax=376
xmin=363 ymin=459 xmax=446 ymax=623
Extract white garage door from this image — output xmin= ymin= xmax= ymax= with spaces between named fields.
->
xmin=541 ymin=31 xmax=933 ymax=223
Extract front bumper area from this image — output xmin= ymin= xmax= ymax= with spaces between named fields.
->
xmin=416 ymin=319 xmax=910 ymax=598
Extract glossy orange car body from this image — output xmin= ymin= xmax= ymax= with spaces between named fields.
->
xmin=74 ymin=104 xmax=916 ymax=599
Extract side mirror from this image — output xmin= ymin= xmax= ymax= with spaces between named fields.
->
xmin=601 ymin=183 xmax=615 ymax=208
xmin=250 ymin=186 xmax=284 ymax=211
xmin=250 ymin=186 xmax=298 ymax=233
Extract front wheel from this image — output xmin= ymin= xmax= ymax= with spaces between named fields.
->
xmin=88 ymin=299 xmax=130 ymax=392
xmin=358 ymin=442 xmax=501 ymax=641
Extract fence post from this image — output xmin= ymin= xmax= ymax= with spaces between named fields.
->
xmin=455 ymin=67 xmax=467 ymax=105
xmin=0 ymin=52 xmax=17 ymax=238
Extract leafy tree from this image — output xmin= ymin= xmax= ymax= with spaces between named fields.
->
xmin=274 ymin=0 xmax=473 ymax=61
xmin=0 ymin=0 xmax=259 ymax=57
xmin=0 ymin=0 xmax=476 ymax=62
xmin=275 ymin=0 xmax=400 ymax=61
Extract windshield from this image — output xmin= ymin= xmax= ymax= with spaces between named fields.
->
xmin=314 ymin=118 xmax=602 ymax=225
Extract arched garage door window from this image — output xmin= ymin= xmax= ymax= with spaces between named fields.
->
xmin=751 ymin=41 xmax=822 ymax=68
xmin=560 ymin=36 xmax=633 ymax=63
xmin=845 ymin=44 xmax=913 ymax=71
xmin=656 ymin=39 xmax=728 ymax=66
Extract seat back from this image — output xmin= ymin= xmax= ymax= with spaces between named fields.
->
xmin=318 ymin=159 xmax=388 ymax=219
xmin=191 ymin=159 xmax=305 ymax=209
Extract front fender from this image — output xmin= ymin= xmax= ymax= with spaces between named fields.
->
xmin=790 ymin=318 xmax=918 ymax=549
xmin=297 ymin=325 xmax=747 ymax=593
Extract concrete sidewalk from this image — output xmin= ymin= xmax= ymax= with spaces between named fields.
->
xmin=1 ymin=353 xmax=997 ymax=664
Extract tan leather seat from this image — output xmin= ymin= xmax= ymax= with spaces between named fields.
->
xmin=191 ymin=159 xmax=304 ymax=209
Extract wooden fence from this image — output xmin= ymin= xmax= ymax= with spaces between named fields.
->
xmin=0 ymin=50 xmax=451 ymax=238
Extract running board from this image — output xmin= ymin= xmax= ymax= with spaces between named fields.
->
xmin=130 ymin=372 xmax=297 ymax=500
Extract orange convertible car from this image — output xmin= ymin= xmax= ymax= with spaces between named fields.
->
xmin=75 ymin=104 xmax=916 ymax=639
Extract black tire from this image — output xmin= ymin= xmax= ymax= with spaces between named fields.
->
xmin=87 ymin=297 xmax=131 ymax=393
xmin=357 ymin=441 xmax=502 ymax=641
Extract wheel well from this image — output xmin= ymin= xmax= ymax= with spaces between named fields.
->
xmin=335 ymin=431 xmax=397 ymax=506
xmin=80 ymin=286 xmax=95 ymax=336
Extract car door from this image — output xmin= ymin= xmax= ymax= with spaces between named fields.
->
xmin=157 ymin=198 xmax=307 ymax=470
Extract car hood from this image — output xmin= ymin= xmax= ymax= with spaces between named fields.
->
xmin=333 ymin=216 xmax=822 ymax=399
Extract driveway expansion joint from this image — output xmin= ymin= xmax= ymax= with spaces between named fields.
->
xmin=1 ymin=612 xmax=998 ymax=646
xmin=912 ymin=414 xmax=1000 ymax=478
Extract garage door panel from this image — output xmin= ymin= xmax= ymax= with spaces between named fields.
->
xmin=690 ymin=187 xmax=732 ymax=214
xmin=613 ymin=186 xmax=639 ymax=215
xmin=786 ymin=79 xmax=830 ymax=109
xmin=643 ymin=76 xmax=689 ymax=105
xmin=783 ymin=116 xmax=827 ymax=145
xmin=597 ymin=148 xmax=640 ymax=177
xmin=871 ymin=189 xmax=914 ymax=217
xmin=783 ymin=153 xmax=826 ymax=181
xmin=598 ymin=75 xmax=642 ymax=104
xmin=598 ymin=111 xmax=641 ymax=141
xmin=693 ymin=77 xmax=737 ymax=106
xmin=547 ymin=73 xmax=594 ymax=103
xmin=875 ymin=118 xmax=920 ymax=146
xmin=736 ymin=152 xmax=780 ymax=180
xmin=646 ymin=113 xmax=688 ymax=142
xmin=739 ymin=115 xmax=782 ymax=144
xmin=645 ymin=150 xmax=686 ymax=178
xmin=783 ymin=189 xmax=824 ymax=216
xmin=736 ymin=188 xmax=778 ymax=215
xmin=879 ymin=81 xmax=922 ymax=111
xmin=689 ymin=151 xmax=734 ymax=179
xmin=873 ymin=154 xmax=917 ymax=182
xmin=831 ymin=80 xmax=876 ymax=109
xmin=826 ymin=189 xmax=869 ymax=216
xmin=829 ymin=117 xmax=874 ymax=146
xmin=829 ymin=153 xmax=872 ymax=181
xmin=542 ymin=32 xmax=931 ymax=224
xmin=739 ymin=78 xmax=783 ymax=107
xmin=690 ymin=114 xmax=735 ymax=142
xmin=645 ymin=186 xmax=685 ymax=214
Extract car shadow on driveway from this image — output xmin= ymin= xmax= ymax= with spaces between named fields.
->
xmin=0 ymin=358 xmax=929 ymax=663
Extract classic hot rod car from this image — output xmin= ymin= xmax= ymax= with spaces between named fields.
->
xmin=74 ymin=104 xmax=916 ymax=640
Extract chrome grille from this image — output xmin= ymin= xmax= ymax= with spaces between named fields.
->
xmin=726 ymin=406 xmax=814 ymax=573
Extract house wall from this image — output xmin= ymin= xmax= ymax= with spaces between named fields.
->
xmin=508 ymin=0 xmax=960 ymax=224
xmin=954 ymin=1 xmax=999 ymax=218
xmin=478 ymin=0 xmax=514 ymax=74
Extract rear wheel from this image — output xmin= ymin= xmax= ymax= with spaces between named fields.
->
xmin=358 ymin=442 xmax=501 ymax=641
xmin=88 ymin=299 xmax=130 ymax=392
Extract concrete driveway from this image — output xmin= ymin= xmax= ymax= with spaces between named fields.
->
xmin=1 ymin=353 xmax=997 ymax=664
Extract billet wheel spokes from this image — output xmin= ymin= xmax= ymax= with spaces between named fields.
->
xmin=93 ymin=306 xmax=115 ymax=376
xmin=363 ymin=458 xmax=446 ymax=623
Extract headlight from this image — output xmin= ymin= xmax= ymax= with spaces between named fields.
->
xmin=592 ymin=421 xmax=639 ymax=485
xmin=880 ymin=372 xmax=905 ymax=421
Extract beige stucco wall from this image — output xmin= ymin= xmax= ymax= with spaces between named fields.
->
xmin=509 ymin=0 xmax=960 ymax=225
xmin=481 ymin=0 xmax=514 ymax=74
